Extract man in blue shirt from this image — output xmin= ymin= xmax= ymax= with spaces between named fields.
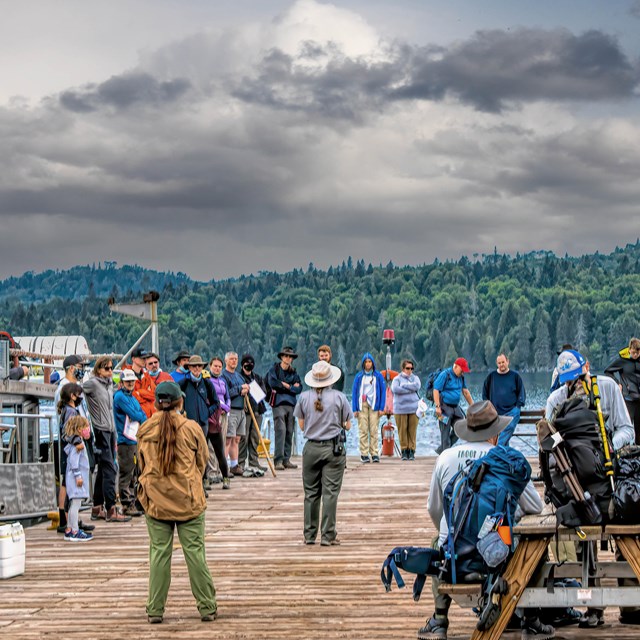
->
xmin=433 ymin=358 xmax=473 ymax=453
xmin=482 ymin=353 xmax=526 ymax=446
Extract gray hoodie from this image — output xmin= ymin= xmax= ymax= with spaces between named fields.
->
xmin=83 ymin=374 xmax=116 ymax=432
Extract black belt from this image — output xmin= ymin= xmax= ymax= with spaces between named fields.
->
xmin=306 ymin=438 xmax=334 ymax=444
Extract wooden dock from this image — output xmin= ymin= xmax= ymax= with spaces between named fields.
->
xmin=1 ymin=456 xmax=637 ymax=639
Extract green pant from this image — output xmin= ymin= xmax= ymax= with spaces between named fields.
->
xmin=302 ymin=440 xmax=346 ymax=543
xmin=145 ymin=512 xmax=217 ymax=618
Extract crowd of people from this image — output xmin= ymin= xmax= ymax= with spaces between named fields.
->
xmin=47 ymin=335 xmax=640 ymax=632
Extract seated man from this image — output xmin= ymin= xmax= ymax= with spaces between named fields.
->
xmin=422 ymin=401 xmax=551 ymax=640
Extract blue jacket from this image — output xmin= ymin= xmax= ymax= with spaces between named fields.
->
xmin=179 ymin=374 xmax=219 ymax=432
xmin=221 ymin=369 xmax=247 ymax=410
xmin=114 ymin=388 xmax=148 ymax=445
xmin=351 ymin=352 xmax=386 ymax=412
xmin=391 ymin=372 xmax=421 ymax=414
xmin=170 ymin=367 xmax=188 ymax=384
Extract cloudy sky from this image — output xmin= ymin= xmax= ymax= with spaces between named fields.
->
xmin=1 ymin=0 xmax=639 ymax=281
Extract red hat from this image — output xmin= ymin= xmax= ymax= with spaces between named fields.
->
xmin=454 ymin=357 xmax=470 ymax=373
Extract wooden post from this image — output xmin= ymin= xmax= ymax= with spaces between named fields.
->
xmin=245 ymin=396 xmax=277 ymax=478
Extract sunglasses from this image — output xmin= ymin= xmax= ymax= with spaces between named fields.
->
xmin=103 ymin=366 xmax=113 ymax=371
xmin=404 ymin=366 xmax=414 ymax=371
xmin=147 ymin=361 xmax=159 ymax=366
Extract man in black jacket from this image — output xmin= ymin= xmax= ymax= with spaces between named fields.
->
xmin=605 ymin=337 xmax=640 ymax=440
xmin=238 ymin=353 xmax=267 ymax=475
xmin=266 ymin=347 xmax=302 ymax=471
xmin=178 ymin=355 xmax=219 ymax=435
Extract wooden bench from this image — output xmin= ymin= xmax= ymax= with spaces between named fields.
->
xmin=438 ymin=511 xmax=640 ymax=639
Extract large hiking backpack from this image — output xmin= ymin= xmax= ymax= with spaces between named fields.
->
xmin=425 ymin=368 xmax=447 ymax=402
xmin=539 ymin=392 xmax=614 ymax=521
xmin=442 ymin=445 xmax=531 ymax=583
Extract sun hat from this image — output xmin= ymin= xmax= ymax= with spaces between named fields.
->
xmin=186 ymin=355 xmax=207 ymax=367
xmin=454 ymin=357 xmax=471 ymax=373
xmin=557 ymin=349 xmax=587 ymax=384
xmin=155 ymin=381 xmax=185 ymax=402
xmin=172 ymin=350 xmax=191 ymax=365
xmin=278 ymin=346 xmax=298 ymax=360
xmin=454 ymin=400 xmax=511 ymax=442
xmin=304 ymin=361 xmax=342 ymax=388
xmin=121 ymin=369 xmax=137 ymax=382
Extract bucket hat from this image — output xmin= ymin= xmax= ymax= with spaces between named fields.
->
xmin=454 ymin=400 xmax=511 ymax=442
xmin=278 ymin=346 xmax=298 ymax=360
xmin=172 ymin=350 xmax=191 ymax=365
xmin=186 ymin=355 xmax=207 ymax=367
xmin=304 ymin=361 xmax=342 ymax=388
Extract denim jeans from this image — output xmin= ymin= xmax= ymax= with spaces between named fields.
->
xmin=497 ymin=407 xmax=521 ymax=447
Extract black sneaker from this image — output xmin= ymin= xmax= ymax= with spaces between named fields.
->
xmin=521 ymin=617 xmax=555 ymax=639
xmin=361 ymin=455 xmax=370 ymax=463
xmin=578 ymin=610 xmax=604 ymax=628
xmin=417 ymin=615 xmax=448 ymax=640
xmin=547 ymin=607 xmax=581 ymax=627
xmin=78 ymin=520 xmax=95 ymax=532
xmin=371 ymin=455 xmax=380 ymax=463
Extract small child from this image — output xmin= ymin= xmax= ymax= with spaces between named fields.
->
xmin=64 ymin=416 xmax=93 ymax=542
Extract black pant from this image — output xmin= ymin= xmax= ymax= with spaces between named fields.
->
xmin=239 ymin=412 xmax=261 ymax=467
xmin=93 ymin=429 xmax=117 ymax=511
xmin=207 ymin=432 xmax=230 ymax=479
xmin=625 ymin=399 xmax=640 ymax=443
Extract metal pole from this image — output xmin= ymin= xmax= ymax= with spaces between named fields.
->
xmin=151 ymin=299 xmax=158 ymax=355
xmin=115 ymin=324 xmax=153 ymax=370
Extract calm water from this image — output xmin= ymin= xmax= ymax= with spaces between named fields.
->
xmin=32 ymin=372 xmax=551 ymax=457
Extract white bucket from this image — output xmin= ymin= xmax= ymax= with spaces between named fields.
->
xmin=0 ymin=522 xmax=26 ymax=579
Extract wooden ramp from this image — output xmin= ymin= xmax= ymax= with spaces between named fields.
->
xmin=0 ymin=457 xmax=635 ymax=639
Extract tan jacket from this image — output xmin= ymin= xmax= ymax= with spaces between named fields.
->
xmin=137 ymin=410 xmax=208 ymax=521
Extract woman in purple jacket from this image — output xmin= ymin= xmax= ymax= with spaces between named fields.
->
xmin=208 ymin=357 xmax=232 ymax=489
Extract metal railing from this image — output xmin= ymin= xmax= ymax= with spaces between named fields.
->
xmin=0 ymin=412 xmax=56 ymax=464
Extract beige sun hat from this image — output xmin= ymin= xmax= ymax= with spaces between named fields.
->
xmin=304 ymin=361 xmax=342 ymax=389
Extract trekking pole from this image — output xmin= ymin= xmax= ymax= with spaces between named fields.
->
xmin=244 ymin=396 xmax=277 ymax=478
xmin=586 ymin=377 xmax=616 ymax=493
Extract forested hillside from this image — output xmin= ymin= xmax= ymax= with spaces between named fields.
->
xmin=2 ymin=245 xmax=639 ymax=376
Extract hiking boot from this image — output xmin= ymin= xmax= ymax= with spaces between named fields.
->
xmin=106 ymin=506 xmax=132 ymax=523
xmin=222 ymin=477 xmax=231 ymax=490
xmin=548 ymin=607 xmax=581 ymax=627
xmin=619 ymin=611 xmax=640 ymax=625
xmin=371 ymin=455 xmax=380 ymax=463
xmin=283 ymin=460 xmax=298 ymax=469
xmin=210 ymin=475 xmax=222 ymax=484
xmin=231 ymin=465 xmax=244 ymax=476
xmin=56 ymin=524 xmax=67 ymax=534
xmin=320 ymin=537 xmax=341 ymax=546
xmin=91 ymin=506 xmax=106 ymax=520
xmin=124 ymin=504 xmax=144 ymax=517
xmin=401 ymin=449 xmax=409 ymax=461
xmin=578 ymin=610 xmax=604 ymax=628
xmin=79 ymin=520 xmax=95 ymax=532
xmin=148 ymin=616 xmax=163 ymax=624
xmin=417 ymin=615 xmax=448 ymax=639
xmin=361 ymin=455 xmax=371 ymax=463
xmin=201 ymin=612 xmax=217 ymax=622
xmin=275 ymin=461 xmax=285 ymax=471
xmin=521 ymin=617 xmax=555 ymax=639
xmin=254 ymin=463 xmax=267 ymax=472
xmin=409 ymin=449 xmax=415 ymax=460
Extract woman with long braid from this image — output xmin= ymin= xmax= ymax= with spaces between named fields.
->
xmin=137 ymin=381 xmax=217 ymax=624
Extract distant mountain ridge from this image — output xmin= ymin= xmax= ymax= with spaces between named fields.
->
xmin=2 ymin=245 xmax=640 ymax=375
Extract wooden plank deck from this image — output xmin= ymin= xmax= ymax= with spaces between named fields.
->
xmin=1 ymin=456 xmax=637 ymax=639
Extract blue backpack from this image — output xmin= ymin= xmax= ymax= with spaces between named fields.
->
xmin=442 ymin=446 xmax=531 ymax=583
xmin=380 ymin=546 xmax=442 ymax=601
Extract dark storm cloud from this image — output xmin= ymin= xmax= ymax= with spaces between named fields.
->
xmin=60 ymin=72 xmax=191 ymax=112
xmin=235 ymin=28 xmax=639 ymax=113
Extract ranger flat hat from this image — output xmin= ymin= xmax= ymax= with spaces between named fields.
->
xmin=454 ymin=400 xmax=511 ymax=443
xmin=304 ymin=361 xmax=342 ymax=389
